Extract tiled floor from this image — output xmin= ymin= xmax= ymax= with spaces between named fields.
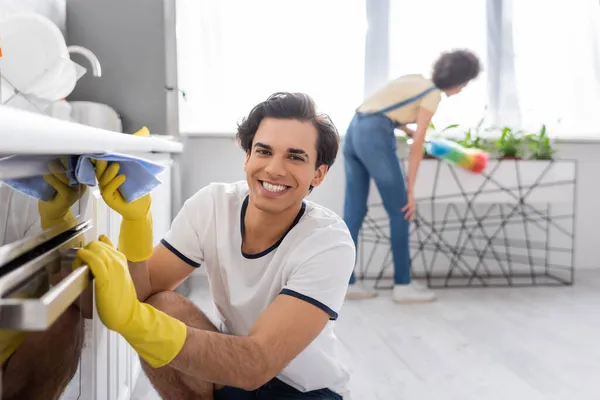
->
xmin=133 ymin=271 xmax=600 ymax=399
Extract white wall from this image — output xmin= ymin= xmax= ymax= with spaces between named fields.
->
xmin=179 ymin=134 xmax=597 ymax=273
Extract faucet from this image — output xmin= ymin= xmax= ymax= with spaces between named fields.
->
xmin=67 ymin=46 xmax=102 ymax=77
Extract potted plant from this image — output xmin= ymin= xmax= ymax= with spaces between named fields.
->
xmin=455 ymin=129 xmax=474 ymax=148
xmin=494 ymin=127 xmax=524 ymax=159
xmin=525 ymin=124 xmax=557 ymax=160
xmin=455 ymin=129 xmax=493 ymax=152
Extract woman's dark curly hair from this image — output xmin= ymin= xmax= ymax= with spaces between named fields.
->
xmin=432 ymin=49 xmax=481 ymax=90
xmin=236 ymin=92 xmax=340 ymax=170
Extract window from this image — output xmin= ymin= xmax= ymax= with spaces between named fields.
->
xmin=388 ymin=0 xmax=488 ymax=130
xmin=177 ymin=0 xmax=600 ymax=137
xmin=176 ymin=0 xmax=367 ymax=134
xmin=511 ymin=0 xmax=600 ymax=134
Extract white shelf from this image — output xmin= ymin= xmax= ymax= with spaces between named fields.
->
xmin=0 ymin=106 xmax=183 ymax=155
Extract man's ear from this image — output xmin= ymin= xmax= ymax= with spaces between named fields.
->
xmin=310 ymin=165 xmax=328 ymax=188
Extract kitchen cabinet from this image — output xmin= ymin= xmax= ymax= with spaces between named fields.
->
xmin=68 ymin=189 xmax=135 ymax=400
xmin=0 ymin=106 xmax=182 ymax=400
xmin=66 ymin=0 xmax=179 ymax=136
xmin=59 ymin=154 xmax=173 ymax=400
xmin=77 ymin=157 xmax=173 ymax=400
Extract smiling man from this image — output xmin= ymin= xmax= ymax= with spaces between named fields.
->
xmin=82 ymin=92 xmax=355 ymax=399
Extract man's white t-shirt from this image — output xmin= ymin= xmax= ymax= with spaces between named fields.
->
xmin=162 ymin=180 xmax=355 ymax=395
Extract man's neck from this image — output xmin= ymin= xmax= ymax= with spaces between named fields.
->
xmin=242 ymin=199 xmax=302 ymax=255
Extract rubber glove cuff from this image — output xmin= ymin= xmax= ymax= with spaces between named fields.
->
xmin=118 ymin=211 xmax=154 ymax=262
xmin=122 ymin=301 xmax=187 ymax=368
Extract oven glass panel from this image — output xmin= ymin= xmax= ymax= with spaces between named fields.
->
xmin=0 ymin=155 xmax=89 ymax=399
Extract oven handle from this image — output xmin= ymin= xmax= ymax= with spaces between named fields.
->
xmin=0 ymin=265 xmax=92 ymax=331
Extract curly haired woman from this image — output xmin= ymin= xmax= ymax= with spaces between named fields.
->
xmin=344 ymin=49 xmax=481 ymax=303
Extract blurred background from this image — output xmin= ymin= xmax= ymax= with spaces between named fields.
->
xmin=1 ymin=1 xmax=599 ymax=399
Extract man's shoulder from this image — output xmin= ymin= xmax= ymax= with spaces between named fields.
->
xmin=186 ymin=180 xmax=248 ymax=206
xmin=293 ymin=201 xmax=354 ymax=249
xmin=279 ymin=201 xmax=355 ymax=278
xmin=303 ymin=199 xmax=344 ymax=222
xmin=180 ymin=181 xmax=248 ymax=226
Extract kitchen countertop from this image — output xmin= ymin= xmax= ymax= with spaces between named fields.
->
xmin=0 ymin=106 xmax=183 ymax=155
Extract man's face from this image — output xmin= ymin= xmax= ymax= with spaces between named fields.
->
xmin=244 ymin=117 xmax=328 ymax=214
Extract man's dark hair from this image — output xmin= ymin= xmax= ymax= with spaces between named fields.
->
xmin=432 ymin=49 xmax=481 ymax=90
xmin=236 ymin=92 xmax=339 ymax=169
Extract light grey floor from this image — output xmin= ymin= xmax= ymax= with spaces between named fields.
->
xmin=133 ymin=271 xmax=600 ymax=400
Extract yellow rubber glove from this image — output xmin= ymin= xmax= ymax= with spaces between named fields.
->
xmin=0 ymin=329 xmax=27 ymax=365
xmin=132 ymin=126 xmax=150 ymax=138
xmin=74 ymin=235 xmax=187 ymax=368
xmin=38 ymin=158 xmax=86 ymax=232
xmin=93 ymin=127 xmax=153 ymax=261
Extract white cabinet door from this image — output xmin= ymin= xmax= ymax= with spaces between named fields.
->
xmin=75 ymin=189 xmax=130 ymax=400
xmin=116 ymin=334 xmax=132 ymax=400
xmin=91 ymin=188 xmax=112 ymax=400
xmin=74 ymin=154 xmax=173 ymax=400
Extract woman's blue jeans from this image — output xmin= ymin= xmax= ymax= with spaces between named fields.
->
xmin=343 ymin=112 xmax=411 ymax=285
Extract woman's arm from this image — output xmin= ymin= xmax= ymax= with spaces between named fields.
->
xmin=400 ymin=125 xmax=416 ymax=138
xmin=406 ymin=107 xmax=434 ymax=194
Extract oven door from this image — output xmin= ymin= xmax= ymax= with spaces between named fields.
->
xmin=0 ymin=155 xmax=93 ymax=399
xmin=0 ymin=221 xmax=92 ymax=330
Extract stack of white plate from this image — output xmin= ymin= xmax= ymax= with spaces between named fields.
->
xmin=0 ymin=12 xmax=79 ymax=102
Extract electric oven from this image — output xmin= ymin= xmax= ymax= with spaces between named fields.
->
xmin=0 ymin=154 xmax=96 ymax=399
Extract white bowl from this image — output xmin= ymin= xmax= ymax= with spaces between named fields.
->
xmin=34 ymin=60 xmax=78 ymax=101
xmin=0 ymin=12 xmax=68 ymax=95
xmin=69 ymin=101 xmax=123 ymax=132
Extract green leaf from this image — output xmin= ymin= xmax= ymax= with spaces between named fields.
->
xmin=442 ymin=124 xmax=460 ymax=132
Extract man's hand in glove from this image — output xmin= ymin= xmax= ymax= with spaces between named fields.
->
xmin=94 ymin=160 xmax=152 ymax=221
xmin=74 ymin=235 xmax=187 ymax=368
xmin=92 ymin=126 xmax=154 ymax=262
xmin=38 ymin=157 xmax=86 ymax=230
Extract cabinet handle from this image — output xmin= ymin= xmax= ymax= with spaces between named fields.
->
xmin=0 ymin=264 xmax=92 ymax=331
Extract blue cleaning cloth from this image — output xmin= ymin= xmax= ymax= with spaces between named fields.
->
xmin=3 ymin=153 xmax=165 ymax=203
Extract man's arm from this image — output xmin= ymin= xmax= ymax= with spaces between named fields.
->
xmin=93 ymin=156 xmax=206 ymax=302
xmin=78 ymin=223 xmax=354 ymax=389
xmin=132 ymin=184 xmax=210 ymax=300
xmin=129 ymin=243 xmax=198 ymax=302
xmin=128 ymin=260 xmax=152 ymax=302
xmin=166 ymin=233 xmax=355 ymax=389
xmin=170 ymin=293 xmax=330 ymax=390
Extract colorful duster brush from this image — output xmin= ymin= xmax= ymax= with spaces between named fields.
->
xmin=424 ymin=138 xmax=488 ymax=174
